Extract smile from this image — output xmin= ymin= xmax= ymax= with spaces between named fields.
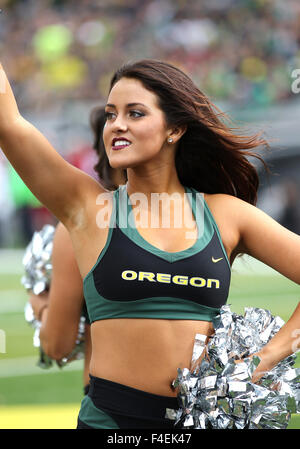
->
xmin=112 ymin=139 xmax=132 ymax=150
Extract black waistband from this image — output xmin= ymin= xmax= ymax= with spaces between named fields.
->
xmin=88 ymin=375 xmax=179 ymax=420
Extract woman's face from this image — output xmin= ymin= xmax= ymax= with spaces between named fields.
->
xmin=103 ymin=77 xmax=170 ymax=169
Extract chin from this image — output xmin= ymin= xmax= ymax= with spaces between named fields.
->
xmin=109 ymin=152 xmax=155 ymax=170
xmin=108 ymin=160 xmax=128 ymax=170
xmin=108 ymin=156 xmax=137 ymax=170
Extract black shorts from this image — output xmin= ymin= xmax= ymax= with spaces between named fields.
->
xmin=77 ymin=375 xmax=179 ymax=429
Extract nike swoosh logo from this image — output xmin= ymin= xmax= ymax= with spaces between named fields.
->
xmin=212 ymin=257 xmax=223 ymax=263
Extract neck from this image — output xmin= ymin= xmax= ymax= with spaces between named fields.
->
xmin=126 ymin=170 xmax=184 ymax=197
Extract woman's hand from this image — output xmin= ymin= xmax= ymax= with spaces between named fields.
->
xmin=234 ymin=351 xmax=273 ymax=384
xmin=29 ymin=291 xmax=49 ymax=322
xmin=247 ymin=350 xmax=277 ymax=384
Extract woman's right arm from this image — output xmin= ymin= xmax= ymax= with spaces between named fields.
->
xmin=0 ymin=63 xmax=103 ymax=225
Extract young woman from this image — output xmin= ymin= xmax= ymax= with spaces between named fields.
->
xmin=0 ymin=59 xmax=299 ymax=429
xmin=28 ymin=106 xmax=126 ymax=394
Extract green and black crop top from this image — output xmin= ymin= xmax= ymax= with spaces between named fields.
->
xmin=83 ymin=185 xmax=231 ymax=323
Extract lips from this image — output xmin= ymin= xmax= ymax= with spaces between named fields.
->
xmin=112 ymin=137 xmax=131 ymax=150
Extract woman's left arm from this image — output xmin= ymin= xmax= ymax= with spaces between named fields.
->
xmin=234 ymin=197 xmax=300 ymax=380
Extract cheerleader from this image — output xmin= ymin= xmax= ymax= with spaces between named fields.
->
xmin=0 ymin=60 xmax=299 ymax=428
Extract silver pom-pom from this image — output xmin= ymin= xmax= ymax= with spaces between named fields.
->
xmin=21 ymin=224 xmax=55 ymax=294
xmin=166 ymin=305 xmax=300 ymax=429
xmin=22 ymin=224 xmax=86 ymax=368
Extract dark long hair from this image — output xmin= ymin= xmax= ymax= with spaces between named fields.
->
xmin=110 ymin=59 xmax=269 ymax=205
xmin=89 ymin=106 xmax=127 ymax=190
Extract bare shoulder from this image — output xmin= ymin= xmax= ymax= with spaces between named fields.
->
xmin=64 ymin=183 xmax=118 ymax=278
xmin=76 ymin=171 xmax=110 ymax=205
xmin=204 ymin=192 xmax=288 ymax=232
xmin=204 ymin=192 xmax=262 ymax=223
xmin=203 ymin=193 xmax=244 ymax=264
xmin=84 ymin=181 xmax=115 ymax=229
xmin=65 ymin=174 xmax=113 ymax=231
xmin=204 ymin=192 xmax=243 ymax=210
xmin=203 ymin=192 xmax=248 ymax=229
xmin=204 ymin=193 xmax=300 ymax=283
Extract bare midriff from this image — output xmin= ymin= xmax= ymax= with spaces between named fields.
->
xmin=89 ymin=318 xmax=214 ymax=397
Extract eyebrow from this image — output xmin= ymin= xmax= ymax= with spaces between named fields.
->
xmin=105 ymin=102 xmax=149 ymax=109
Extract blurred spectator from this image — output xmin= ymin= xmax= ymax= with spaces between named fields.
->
xmin=258 ymin=180 xmax=300 ymax=235
xmin=67 ymin=144 xmax=99 ymax=179
xmin=7 ymin=166 xmax=55 ymax=245
xmin=0 ymin=155 xmax=14 ymax=246
xmin=0 ymin=0 xmax=299 ymax=111
xmin=278 ymin=181 xmax=300 ymax=234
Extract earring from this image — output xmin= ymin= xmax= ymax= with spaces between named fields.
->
xmin=167 ymin=137 xmax=173 ymax=143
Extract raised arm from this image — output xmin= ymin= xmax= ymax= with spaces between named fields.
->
xmin=29 ymin=222 xmax=84 ymax=360
xmin=0 ymin=63 xmax=103 ymax=226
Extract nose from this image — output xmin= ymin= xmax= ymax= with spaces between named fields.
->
xmin=111 ymin=114 xmax=128 ymax=133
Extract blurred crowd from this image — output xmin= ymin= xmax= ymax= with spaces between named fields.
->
xmin=0 ymin=144 xmax=98 ymax=247
xmin=1 ymin=0 xmax=300 ymax=110
xmin=0 ymin=0 xmax=300 ymax=247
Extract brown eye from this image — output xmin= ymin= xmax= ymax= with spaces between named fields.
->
xmin=129 ymin=110 xmax=144 ymax=118
xmin=105 ymin=111 xmax=115 ymax=120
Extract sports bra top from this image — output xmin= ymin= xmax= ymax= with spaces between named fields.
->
xmin=83 ymin=184 xmax=231 ymax=323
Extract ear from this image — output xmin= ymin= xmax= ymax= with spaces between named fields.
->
xmin=167 ymin=125 xmax=187 ymax=144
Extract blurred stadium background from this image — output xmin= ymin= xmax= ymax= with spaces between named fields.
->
xmin=0 ymin=0 xmax=299 ymax=429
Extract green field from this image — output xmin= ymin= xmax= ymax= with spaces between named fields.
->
xmin=0 ymin=252 xmax=299 ymax=429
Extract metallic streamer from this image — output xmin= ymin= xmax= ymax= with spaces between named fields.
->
xmin=166 ymin=305 xmax=300 ymax=429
